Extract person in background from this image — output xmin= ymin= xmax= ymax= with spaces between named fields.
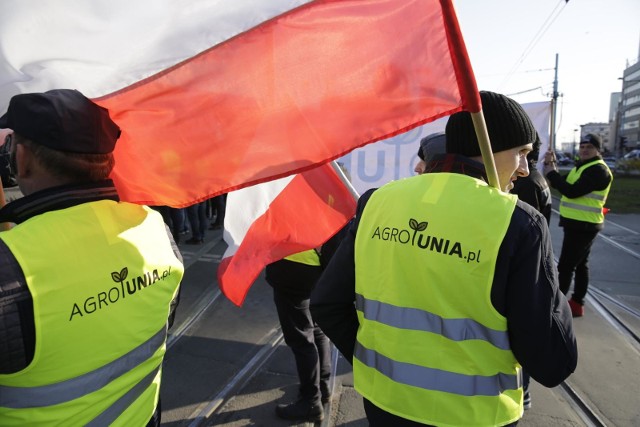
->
xmin=512 ymin=134 xmax=552 ymax=225
xmin=543 ymin=133 xmax=613 ymax=317
xmin=186 ymin=201 xmax=207 ymax=244
xmin=311 ymin=91 xmax=577 ymax=427
xmin=0 ymin=89 xmax=184 ymax=426
xmin=413 ymin=132 xmax=446 ymax=175
xmin=266 ymin=249 xmax=331 ymax=423
xmin=209 ymin=193 xmax=227 ymax=230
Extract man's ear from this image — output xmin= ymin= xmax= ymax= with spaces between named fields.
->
xmin=15 ymin=143 xmax=33 ymax=179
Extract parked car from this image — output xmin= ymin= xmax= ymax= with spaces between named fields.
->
xmin=623 ymin=149 xmax=640 ymax=160
xmin=555 ymin=152 xmax=573 ymax=166
xmin=602 ymin=156 xmax=617 ymax=169
xmin=616 ymin=149 xmax=640 ymax=174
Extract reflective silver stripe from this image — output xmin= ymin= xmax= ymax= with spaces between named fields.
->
xmin=355 ymin=293 xmax=510 ymax=350
xmin=0 ymin=327 xmax=166 ymax=409
xmin=86 ymin=364 xmax=160 ymax=427
xmin=560 ymin=201 xmax=603 ymax=214
xmin=355 ymin=342 xmax=520 ymax=396
xmin=583 ymin=193 xmax=606 ymax=201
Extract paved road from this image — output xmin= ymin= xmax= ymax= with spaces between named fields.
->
xmin=158 ymin=204 xmax=639 ymax=426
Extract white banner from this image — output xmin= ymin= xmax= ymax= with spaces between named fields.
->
xmin=339 ymin=101 xmax=551 ymax=195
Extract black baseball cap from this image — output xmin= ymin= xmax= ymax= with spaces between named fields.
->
xmin=0 ymin=89 xmax=121 ymax=154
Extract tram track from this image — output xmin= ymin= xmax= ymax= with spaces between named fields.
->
xmin=167 ymin=239 xmax=338 ymax=427
xmin=162 ymin=213 xmax=640 ymax=426
xmin=587 ymin=288 xmax=640 ymax=352
xmin=187 ymin=327 xmax=285 ymax=426
xmin=557 ymin=381 xmax=607 ymax=427
xmin=553 ymin=288 xmax=640 ymax=427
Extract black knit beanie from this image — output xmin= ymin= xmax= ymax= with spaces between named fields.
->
xmin=445 ymin=91 xmax=537 ymax=157
xmin=580 ymin=133 xmax=602 ymax=151
xmin=417 ymin=132 xmax=446 ymax=162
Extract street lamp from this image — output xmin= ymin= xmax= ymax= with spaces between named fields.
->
xmin=573 ymin=128 xmax=579 ymax=158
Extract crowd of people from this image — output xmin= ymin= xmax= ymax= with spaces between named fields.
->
xmin=0 ymin=87 xmax=614 ymax=426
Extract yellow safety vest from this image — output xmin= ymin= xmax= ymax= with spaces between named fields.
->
xmin=0 ymin=201 xmax=184 ymax=427
xmin=354 ymin=173 xmax=522 ymax=427
xmin=560 ymin=159 xmax=612 ymax=224
xmin=284 ymin=249 xmax=321 ymax=266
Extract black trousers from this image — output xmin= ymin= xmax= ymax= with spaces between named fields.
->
xmin=273 ymin=289 xmax=331 ymax=404
xmin=557 ymin=228 xmax=599 ymax=303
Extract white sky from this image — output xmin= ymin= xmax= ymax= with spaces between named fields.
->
xmin=453 ymin=0 xmax=640 ymax=144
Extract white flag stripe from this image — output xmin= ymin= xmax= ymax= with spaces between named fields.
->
xmin=222 ymin=175 xmax=295 ymax=258
xmin=0 ymin=0 xmax=312 ymax=108
xmin=340 ymin=101 xmax=551 ymax=195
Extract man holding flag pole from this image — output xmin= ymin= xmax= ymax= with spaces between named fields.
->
xmin=311 ymin=91 xmax=577 ymax=426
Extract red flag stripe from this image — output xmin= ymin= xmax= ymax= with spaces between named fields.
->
xmin=93 ymin=0 xmax=476 ymax=207
xmin=218 ymin=162 xmax=356 ymax=306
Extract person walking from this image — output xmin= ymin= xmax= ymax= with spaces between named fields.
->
xmin=311 ymin=91 xmax=577 ymax=427
xmin=209 ymin=193 xmax=227 ymax=230
xmin=543 ymin=133 xmax=613 ymax=317
xmin=186 ymin=201 xmax=207 ymax=244
xmin=414 ymin=132 xmax=447 ymax=175
xmin=266 ymin=249 xmax=331 ymax=422
xmin=0 ymin=89 xmax=184 ymax=426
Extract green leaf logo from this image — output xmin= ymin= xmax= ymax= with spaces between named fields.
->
xmin=111 ymin=267 xmax=129 ymax=283
xmin=409 ymin=218 xmax=428 ymax=245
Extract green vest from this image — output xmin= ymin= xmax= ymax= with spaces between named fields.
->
xmin=560 ymin=159 xmax=612 ymax=224
xmin=354 ymin=173 xmax=522 ymax=427
xmin=284 ymin=249 xmax=321 ymax=266
xmin=0 ymin=201 xmax=184 ymax=427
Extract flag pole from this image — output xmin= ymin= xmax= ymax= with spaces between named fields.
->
xmin=440 ymin=0 xmax=499 ymax=189
xmin=471 ymin=111 xmax=500 ymax=189
xmin=330 ymin=161 xmax=360 ymax=202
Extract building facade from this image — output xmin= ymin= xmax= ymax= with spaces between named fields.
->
xmin=617 ymin=55 xmax=640 ymax=153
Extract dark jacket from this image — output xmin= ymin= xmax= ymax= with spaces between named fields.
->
xmin=265 ymin=257 xmax=322 ymax=297
xmin=0 ymin=180 xmax=181 ymax=427
xmin=310 ymin=154 xmax=577 ymax=388
xmin=265 ymin=225 xmax=351 ymax=296
xmin=546 ymin=155 xmax=612 ymax=231
xmin=511 ymin=165 xmax=552 ymax=225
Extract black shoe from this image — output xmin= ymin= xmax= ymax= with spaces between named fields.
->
xmin=185 ymin=238 xmax=204 ymax=245
xmin=275 ymin=399 xmax=324 ymax=422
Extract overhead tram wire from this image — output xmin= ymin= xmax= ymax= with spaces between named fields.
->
xmin=498 ymin=0 xmax=569 ymax=91
xmin=506 ymin=85 xmax=547 ymax=97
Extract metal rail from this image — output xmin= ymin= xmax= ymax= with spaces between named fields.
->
xmin=587 ymin=289 xmax=640 ymax=352
xmin=558 ymin=381 xmax=608 ymax=427
xmin=187 ymin=328 xmax=285 ymax=426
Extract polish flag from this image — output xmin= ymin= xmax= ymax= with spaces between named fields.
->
xmin=218 ymin=162 xmax=356 ymax=306
xmin=0 ymin=0 xmax=480 ymax=208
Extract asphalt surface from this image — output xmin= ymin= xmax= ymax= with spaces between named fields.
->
xmin=157 ymin=204 xmax=640 ymax=426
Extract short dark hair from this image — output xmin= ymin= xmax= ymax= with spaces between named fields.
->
xmin=15 ymin=134 xmax=114 ymax=182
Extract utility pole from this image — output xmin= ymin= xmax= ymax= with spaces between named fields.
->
xmin=549 ymin=53 xmax=559 ymax=152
